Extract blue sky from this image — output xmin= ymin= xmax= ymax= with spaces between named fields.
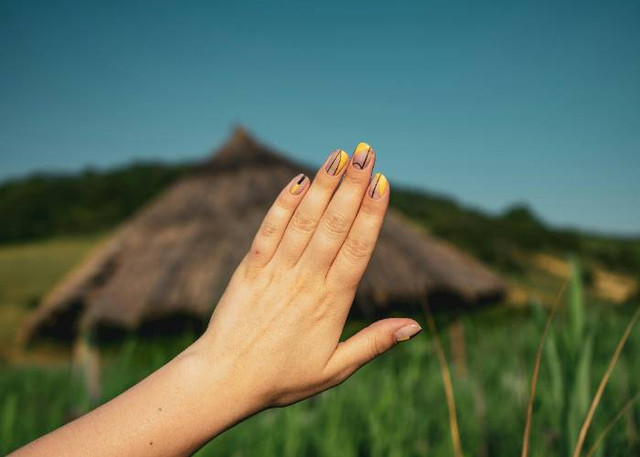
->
xmin=1 ymin=0 xmax=639 ymax=235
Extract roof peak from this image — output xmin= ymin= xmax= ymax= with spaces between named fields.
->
xmin=202 ymin=126 xmax=293 ymax=172
xmin=227 ymin=125 xmax=256 ymax=148
xmin=212 ymin=126 xmax=260 ymax=156
xmin=209 ymin=126 xmax=262 ymax=160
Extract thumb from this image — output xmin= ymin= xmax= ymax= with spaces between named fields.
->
xmin=325 ymin=318 xmax=422 ymax=383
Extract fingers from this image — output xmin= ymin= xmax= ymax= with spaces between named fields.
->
xmin=299 ymin=143 xmax=376 ymax=272
xmin=272 ymin=149 xmax=349 ymax=266
xmin=324 ymin=318 xmax=422 ymax=383
xmin=325 ymin=172 xmax=389 ymax=287
xmin=244 ymin=173 xmax=310 ymax=269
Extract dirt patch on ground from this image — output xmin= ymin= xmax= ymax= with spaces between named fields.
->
xmin=594 ymin=269 xmax=637 ymax=303
xmin=531 ymin=253 xmax=637 ymax=303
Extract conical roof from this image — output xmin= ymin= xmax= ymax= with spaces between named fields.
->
xmin=21 ymin=128 xmax=505 ymax=342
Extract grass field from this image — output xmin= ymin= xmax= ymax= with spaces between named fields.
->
xmin=2 ymin=303 xmax=640 ymax=455
xmin=1 ymin=238 xmax=639 ymax=456
xmin=0 ymin=234 xmax=103 ymax=307
xmin=0 ymin=235 xmax=103 ymax=351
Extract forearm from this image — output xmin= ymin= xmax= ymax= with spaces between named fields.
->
xmin=13 ymin=335 xmax=261 ymax=457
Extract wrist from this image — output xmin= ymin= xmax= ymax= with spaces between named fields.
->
xmin=179 ymin=333 xmax=268 ymax=432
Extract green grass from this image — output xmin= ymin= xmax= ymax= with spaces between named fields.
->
xmin=0 ymin=234 xmax=103 ymax=307
xmin=2 ymin=302 xmax=639 ymax=456
xmin=0 ymin=229 xmax=638 ymax=455
xmin=0 ymin=235 xmax=103 ymax=348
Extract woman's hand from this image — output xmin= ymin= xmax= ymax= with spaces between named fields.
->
xmin=13 ymin=143 xmax=421 ymax=457
xmin=199 ymin=142 xmax=421 ymax=407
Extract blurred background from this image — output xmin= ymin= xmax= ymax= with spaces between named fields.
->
xmin=1 ymin=0 xmax=639 ymax=456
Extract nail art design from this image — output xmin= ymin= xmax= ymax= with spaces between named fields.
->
xmin=394 ymin=324 xmax=422 ymax=342
xmin=289 ymin=174 xmax=308 ymax=195
xmin=325 ymin=149 xmax=348 ymax=176
xmin=352 ymin=142 xmax=373 ymax=169
xmin=368 ymin=173 xmax=388 ymax=199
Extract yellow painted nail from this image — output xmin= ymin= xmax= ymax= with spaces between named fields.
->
xmin=352 ymin=142 xmax=373 ymax=169
xmin=368 ymin=173 xmax=388 ymax=199
xmin=289 ymin=174 xmax=308 ymax=195
xmin=325 ymin=149 xmax=348 ymax=176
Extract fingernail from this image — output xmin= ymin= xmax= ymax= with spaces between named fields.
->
xmin=352 ymin=142 xmax=373 ymax=169
xmin=394 ymin=324 xmax=422 ymax=342
xmin=368 ymin=173 xmax=388 ymax=199
xmin=289 ymin=174 xmax=308 ymax=195
xmin=324 ymin=149 xmax=348 ymax=176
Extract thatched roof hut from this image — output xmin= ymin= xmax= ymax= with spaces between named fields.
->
xmin=21 ymin=128 xmax=505 ymax=342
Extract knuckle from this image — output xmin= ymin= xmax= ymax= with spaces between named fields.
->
xmin=368 ymin=333 xmax=386 ymax=358
xmin=259 ymin=219 xmax=280 ymax=238
xmin=293 ymin=272 xmax=311 ymax=291
xmin=291 ymin=211 xmax=317 ymax=234
xmin=274 ymin=195 xmax=293 ymax=212
xmin=342 ymin=236 xmax=373 ymax=261
xmin=321 ymin=210 xmax=350 ymax=236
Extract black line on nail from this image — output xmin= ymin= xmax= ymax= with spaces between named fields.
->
xmin=354 ymin=147 xmax=371 ymax=169
xmin=296 ymin=174 xmax=306 ymax=185
xmin=370 ymin=174 xmax=381 ymax=197
xmin=363 ymin=148 xmax=370 ymax=168
xmin=326 ymin=151 xmax=339 ymax=174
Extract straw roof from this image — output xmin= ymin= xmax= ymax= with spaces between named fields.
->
xmin=21 ymin=128 xmax=505 ymax=342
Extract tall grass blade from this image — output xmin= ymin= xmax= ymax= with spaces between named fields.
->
xmin=568 ymin=334 xmax=593 ymax=453
xmin=584 ymin=393 xmax=640 ymax=457
xmin=568 ymin=260 xmax=585 ymax=350
xmin=544 ymin=323 xmax=564 ymax=416
xmin=521 ymin=279 xmax=568 ymax=457
xmin=1 ymin=393 xmax=18 ymax=455
xmin=571 ymin=305 xmax=640 ymax=457
xmin=422 ymin=301 xmax=464 ymax=457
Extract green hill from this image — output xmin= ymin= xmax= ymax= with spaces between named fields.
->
xmin=1 ymin=162 xmax=638 ymax=277
xmin=0 ymin=164 xmax=189 ymax=243
xmin=390 ymin=189 xmax=640 ymax=275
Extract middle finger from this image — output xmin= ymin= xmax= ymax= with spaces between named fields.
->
xmin=298 ymin=142 xmax=375 ymax=273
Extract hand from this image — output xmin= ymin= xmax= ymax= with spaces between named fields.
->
xmin=198 ymin=142 xmax=422 ymax=407
xmin=12 ymin=143 xmax=422 ymax=457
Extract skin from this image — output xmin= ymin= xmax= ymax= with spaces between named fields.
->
xmin=12 ymin=143 xmax=422 ymax=457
